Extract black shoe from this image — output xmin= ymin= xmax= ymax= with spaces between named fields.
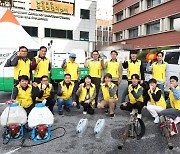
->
xmin=76 ymin=104 xmax=80 ymax=109
xmin=109 ymin=113 xmax=115 ymax=119
xmin=65 ymin=108 xmax=70 ymax=112
xmin=58 ymin=111 xmax=63 ymax=115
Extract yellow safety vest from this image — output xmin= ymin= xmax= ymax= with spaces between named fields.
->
xmin=148 ymin=87 xmax=166 ymax=109
xmin=57 ymin=81 xmax=74 ymax=100
xmin=79 ymin=83 xmax=96 ymax=105
xmin=89 ymin=60 xmax=101 ymax=78
xmin=169 ymin=86 xmax=180 ymax=110
xmin=152 ymin=62 xmax=167 ymax=82
xmin=128 ymin=84 xmax=144 ymax=104
xmin=36 ymin=83 xmax=53 ymax=102
xmin=107 ymin=60 xmax=120 ymax=78
xmin=34 ymin=56 xmax=50 ymax=78
xmin=16 ymin=84 xmax=33 ymax=108
xmin=128 ymin=60 xmax=141 ymax=80
xmin=14 ymin=58 xmax=30 ymax=80
xmin=101 ymin=82 xmax=118 ymax=101
xmin=65 ymin=61 xmax=79 ymax=80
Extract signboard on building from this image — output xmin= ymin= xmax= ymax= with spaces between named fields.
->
xmin=31 ymin=0 xmax=74 ymax=15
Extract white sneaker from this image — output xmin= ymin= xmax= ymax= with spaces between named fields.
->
xmin=130 ymin=109 xmax=138 ymax=115
xmin=137 ymin=114 xmax=142 ymax=119
xmin=174 ymin=117 xmax=180 ymax=124
xmin=154 ymin=116 xmax=159 ymax=124
xmin=83 ymin=111 xmax=87 ymax=115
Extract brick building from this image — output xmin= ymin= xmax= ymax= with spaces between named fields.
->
xmin=113 ymin=0 xmax=180 ymax=50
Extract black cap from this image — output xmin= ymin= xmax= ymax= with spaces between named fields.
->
xmin=130 ymin=50 xmax=138 ymax=54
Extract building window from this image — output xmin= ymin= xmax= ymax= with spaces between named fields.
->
xmin=109 ymin=36 xmax=112 ymax=42
xmin=115 ymin=31 xmax=123 ymax=41
xmin=97 ymin=36 xmax=102 ymax=41
xmin=115 ymin=11 xmax=123 ymax=22
xmin=103 ymin=26 xmax=108 ymax=31
xmin=147 ymin=0 xmax=161 ymax=8
xmin=45 ymin=28 xmax=73 ymax=39
xmin=97 ymin=26 xmax=102 ymax=31
xmin=23 ymin=26 xmax=38 ymax=37
xmin=169 ymin=14 xmax=180 ymax=30
xmin=130 ymin=3 xmax=139 ymax=16
xmin=103 ymin=36 xmax=108 ymax=42
xmin=129 ymin=27 xmax=138 ymax=39
xmin=80 ymin=31 xmax=89 ymax=41
xmin=80 ymin=9 xmax=90 ymax=19
xmin=109 ymin=27 xmax=112 ymax=31
xmin=147 ymin=21 xmax=160 ymax=35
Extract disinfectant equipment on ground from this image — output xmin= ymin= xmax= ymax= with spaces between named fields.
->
xmin=28 ymin=103 xmax=54 ymax=142
xmin=0 ymin=103 xmax=27 ymax=141
xmin=76 ymin=118 xmax=88 ymax=137
xmin=94 ymin=119 xmax=105 ymax=139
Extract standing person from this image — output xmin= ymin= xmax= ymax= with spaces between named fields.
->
xmin=123 ymin=50 xmax=144 ymax=85
xmin=57 ymin=74 xmax=77 ymax=115
xmin=97 ymin=73 xmax=118 ymax=118
xmin=146 ymin=51 xmax=169 ymax=95
xmin=161 ymin=76 xmax=180 ymax=124
xmin=61 ymin=53 xmax=80 ymax=109
xmin=36 ymin=75 xmax=55 ymax=113
xmin=7 ymin=46 xmax=31 ymax=85
xmin=76 ymin=75 xmax=96 ymax=115
xmin=31 ymin=46 xmax=51 ymax=84
xmin=11 ymin=75 xmax=39 ymax=115
xmin=144 ymin=79 xmax=166 ymax=124
xmin=104 ymin=50 xmax=122 ymax=86
xmin=84 ymin=50 xmax=104 ymax=107
xmin=120 ymin=74 xmax=144 ymax=119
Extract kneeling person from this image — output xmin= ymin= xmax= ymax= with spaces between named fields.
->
xmin=36 ymin=75 xmax=55 ymax=113
xmin=57 ymin=74 xmax=77 ymax=115
xmin=120 ymin=74 xmax=144 ymax=119
xmin=76 ymin=75 xmax=96 ymax=115
xmin=97 ymin=73 xmax=118 ymax=118
xmin=11 ymin=75 xmax=39 ymax=115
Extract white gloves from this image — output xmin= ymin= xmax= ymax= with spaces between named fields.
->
xmin=42 ymin=84 xmax=47 ymax=90
xmin=42 ymin=99 xmax=47 ymax=104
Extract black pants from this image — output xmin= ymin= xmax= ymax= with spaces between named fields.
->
xmin=81 ymin=102 xmax=94 ymax=114
xmin=34 ymin=77 xmax=41 ymax=84
xmin=24 ymin=103 xmax=35 ymax=115
xmin=120 ymin=101 xmax=144 ymax=114
xmin=38 ymin=98 xmax=55 ymax=113
xmin=91 ymin=77 xmax=101 ymax=105
xmin=72 ymin=80 xmax=80 ymax=105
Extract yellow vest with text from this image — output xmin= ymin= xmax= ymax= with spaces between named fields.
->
xmin=57 ymin=81 xmax=74 ymax=100
xmin=128 ymin=84 xmax=144 ymax=104
xmin=36 ymin=83 xmax=53 ymax=102
xmin=14 ymin=59 xmax=30 ymax=80
xmin=79 ymin=83 xmax=96 ymax=105
xmin=128 ymin=60 xmax=141 ymax=80
xmin=89 ymin=60 xmax=101 ymax=78
xmin=152 ymin=62 xmax=167 ymax=82
xmin=107 ymin=60 xmax=120 ymax=78
xmin=148 ymin=87 xmax=166 ymax=109
xmin=65 ymin=61 xmax=79 ymax=80
xmin=169 ymin=86 xmax=180 ymax=110
xmin=34 ymin=56 xmax=50 ymax=78
xmin=16 ymin=84 xmax=33 ymax=108
xmin=101 ymin=83 xmax=118 ymax=101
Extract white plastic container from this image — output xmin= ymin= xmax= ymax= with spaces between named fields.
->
xmin=28 ymin=103 xmax=54 ymax=128
xmin=76 ymin=118 xmax=88 ymax=137
xmin=0 ymin=103 xmax=27 ymax=126
xmin=94 ymin=119 xmax=105 ymax=139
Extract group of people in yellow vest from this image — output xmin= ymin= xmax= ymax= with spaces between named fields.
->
xmin=8 ymin=46 xmax=180 ymax=130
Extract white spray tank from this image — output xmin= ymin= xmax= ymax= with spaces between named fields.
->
xmin=28 ymin=103 xmax=54 ymax=128
xmin=76 ymin=118 xmax=88 ymax=137
xmin=94 ymin=119 xmax=105 ymax=139
xmin=0 ymin=103 xmax=27 ymax=126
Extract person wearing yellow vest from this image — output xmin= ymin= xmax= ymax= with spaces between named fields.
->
xmin=11 ymin=75 xmax=39 ymax=115
xmin=147 ymin=51 xmax=169 ymax=95
xmin=84 ymin=50 xmax=104 ymax=107
xmin=97 ymin=73 xmax=118 ymax=118
xmin=61 ymin=53 xmax=80 ymax=109
xmin=104 ymin=50 xmax=122 ymax=86
xmin=7 ymin=46 xmax=31 ymax=86
xmin=120 ymin=74 xmax=144 ymax=119
xmin=36 ymin=75 xmax=55 ymax=113
xmin=57 ymin=74 xmax=77 ymax=115
xmin=161 ymin=76 xmax=180 ymax=124
xmin=144 ymin=78 xmax=167 ymax=124
xmin=31 ymin=46 xmax=51 ymax=84
xmin=76 ymin=75 xmax=96 ymax=115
